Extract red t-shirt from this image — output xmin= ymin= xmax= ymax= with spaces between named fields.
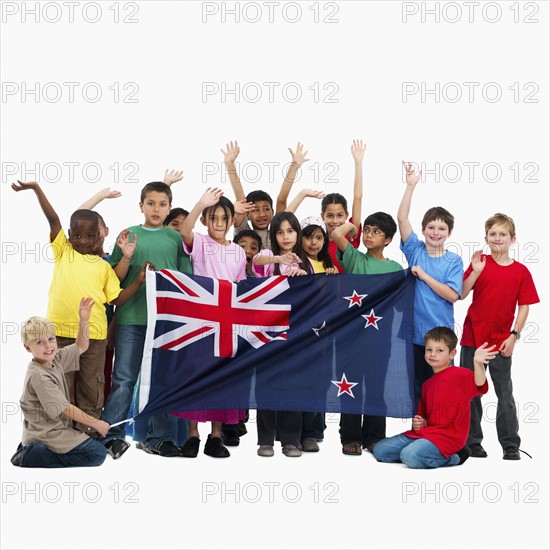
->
xmin=403 ymin=366 xmax=488 ymax=457
xmin=329 ymin=217 xmax=361 ymax=273
xmin=460 ymin=256 xmax=539 ymax=348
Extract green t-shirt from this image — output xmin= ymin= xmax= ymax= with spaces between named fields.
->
xmin=109 ymin=225 xmax=192 ymax=325
xmin=337 ymin=242 xmax=402 ymax=275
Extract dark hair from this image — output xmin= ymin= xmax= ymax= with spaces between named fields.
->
xmin=269 ymin=212 xmax=313 ymax=275
xmin=234 ymin=229 xmax=262 ymax=250
xmin=140 ymin=181 xmax=172 ymax=204
xmin=165 ymin=207 xmax=189 ymax=226
xmin=246 ymin=190 xmax=273 ymax=208
xmin=421 ymin=207 xmax=454 ymax=233
xmin=424 ymin=326 xmax=458 ymax=351
xmin=302 ymin=223 xmax=334 ymax=270
xmin=201 ymin=196 xmax=235 ymax=229
xmin=321 ymin=193 xmax=348 ymax=213
xmin=70 ymin=209 xmax=100 ymax=229
xmin=364 ymin=212 xmax=397 ymax=240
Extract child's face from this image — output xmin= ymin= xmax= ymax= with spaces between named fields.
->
xmin=485 ymin=223 xmax=516 ymax=254
xmin=202 ymin=205 xmax=232 ymax=244
xmin=421 ymin=218 xmax=450 ymax=249
xmin=236 ymin=236 xmax=260 ymax=263
xmin=275 ymin=220 xmax=298 ymax=253
xmin=140 ymin=191 xmax=171 ymax=228
xmin=25 ymin=333 xmax=58 ymax=365
xmin=424 ymin=339 xmax=456 ymax=372
xmin=167 ymin=214 xmax=187 ymax=232
xmin=321 ymin=203 xmax=348 ymax=234
xmin=248 ymin=201 xmax=273 ymax=231
xmin=94 ymin=223 xmax=109 ymax=255
xmin=362 ymin=225 xmax=390 ymax=252
xmin=302 ymin=228 xmax=325 ymax=260
xmin=69 ymin=219 xmax=100 ymax=255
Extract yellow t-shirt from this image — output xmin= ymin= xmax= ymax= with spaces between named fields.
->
xmin=309 ymin=259 xmax=326 ymax=274
xmin=46 ymin=230 xmax=122 ymax=339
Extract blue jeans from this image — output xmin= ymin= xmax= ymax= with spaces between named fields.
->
xmin=18 ymin=439 xmax=106 ymax=468
xmin=101 ymin=325 xmax=184 ymax=446
xmin=373 ymin=434 xmax=460 ymax=469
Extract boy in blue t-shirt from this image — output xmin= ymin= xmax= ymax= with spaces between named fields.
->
xmin=397 ymin=162 xmax=463 ymax=406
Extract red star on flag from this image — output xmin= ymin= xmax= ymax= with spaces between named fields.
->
xmin=362 ymin=308 xmax=383 ymax=330
xmin=343 ymin=290 xmax=368 ymax=308
xmin=331 ymin=373 xmax=358 ymax=398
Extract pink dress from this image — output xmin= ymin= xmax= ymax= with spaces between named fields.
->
xmin=172 ymin=233 xmax=247 ymax=423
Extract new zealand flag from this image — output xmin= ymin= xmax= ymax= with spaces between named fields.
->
xmin=136 ymin=269 xmax=415 ymax=419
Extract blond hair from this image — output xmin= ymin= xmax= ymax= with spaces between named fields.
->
xmin=485 ymin=213 xmax=516 ymax=238
xmin=21 ymin=316 xmax=56 ymax=345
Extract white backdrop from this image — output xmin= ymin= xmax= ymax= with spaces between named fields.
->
xmin=1 ymin=1 xmax=548 ymax=549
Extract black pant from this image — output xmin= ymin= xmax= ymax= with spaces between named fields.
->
xmin=461 ymin=346 xmax=520 ymax=450
xmin=301 ymin=412 xmax=325 ymax=441
xmin=340 ymin=414 xmax=386 ymax=447
xmin=256 ymin=410 xmax=301 ymax=447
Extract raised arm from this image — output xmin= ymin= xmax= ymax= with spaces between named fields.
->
xmin=276 ymin=142 xmax=310 ymax=213
xmin=180 ymin=187 xmax=224 ymax=248
xmin=350 ymin=139 xmax=366 ymax=229
xmin=78 ymin=187 xmax=121 ymax=210
xmin=473 ymin=343 xmax=497 ymax=386
xmin=461 ymin=250 xmax=486 ymax=300
xmin=76 ymin=297 xmax=94 ymax=354
xmin=163 ymin=169 xmax=184 ymax=187
xmin=221 ymin=141 xmax=246 ymax=201
xmin=330 ymin=222 xmax=357 ymax=253
xmin=11 ymin=180 xmax=61 ymax=240
xmin=112 ymin=229 xmax=138 ymax=281
xmin=286 ymin=189 xmax=325 ymax=214
xmin=397 ymin=162 xmax=422 ymax=244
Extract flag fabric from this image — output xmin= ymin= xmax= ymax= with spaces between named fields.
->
xmin=136 ymin=269 xmax=416 ymax=420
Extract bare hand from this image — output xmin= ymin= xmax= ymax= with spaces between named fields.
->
xmin=79 ymin=297 xmax=95 ymax=322
xmin=471 ymin=250 xmax=486 ymax=274
xmin=137 ymin=262 xmax=155 ymax=284
xmin=325 ymin=267 xmax=338 ymax=275
xmin=100 ymin=187 xmax=122 ymax=200
xmin=301 ymin=188 xmax=326 ymax=200
xmin=289 ymin=142 xmax=310 ymax=166
xmin=163 ymin=169 xmax=184 ymax=186
xmin=117 ymin=229 xmax=137 ymax=259
xmin=474 ymin=342 xmax=499 ymax=364
xmin=402 ymin=161 xmax=422 ymax=187
xmin=199 ymin=187 xmax=224 ymax=208
xmin=286 ymin=268 xmax=308 ymax=277
xmin=277 ymin=252 xmax=302 ymax=266
xmin=92 ymin=419 xmax=110 ymax=438
xmin=351 ymin=139 xmax=366 ymax=162
xmin=11 ymin=180 xmax=39 ymax=192
xmin=221 ymin=141 xmax=240 ymax=163
xmin=412 ymin=415 xmax=425 ymax=430
xmin=498 ymin=336 xmax=516 ymax=358
xmin=234 ymin=199 xmax=256 ymax=215
xmin=411 ymin=265 xmax=425 ymax=280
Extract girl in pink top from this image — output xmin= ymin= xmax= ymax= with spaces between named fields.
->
xmin=176 ymin=188 xmax=247 ymax=458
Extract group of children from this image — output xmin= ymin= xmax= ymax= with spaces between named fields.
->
xmin=10 ymin=140 xmax=539 ymax=469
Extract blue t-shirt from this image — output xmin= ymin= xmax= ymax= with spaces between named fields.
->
xmin=400 ymin=232 xmax=463 ymax=345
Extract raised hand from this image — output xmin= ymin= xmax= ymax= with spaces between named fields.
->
xmin=198 ymin=187 xmax=224 ymax=208
xmin=288 ymin=142 xmax=309 ymax=166
xmin=11 ymin=180 xmax=39 ymax=192
xmin=79 ymin=297 xmax=95 ymax=322
xmin=221 ymin=141 xmax=240 ymax=164
xmin=302 ymin=188 xmax=326 ymax=200
xmin=402 ymin=161 xmax=422 ymax=187
xmin=351 ymin=139 xmax=366 ymax=162
xmin=234 ymin=199 xmax=256 ymax=216
xmin=164 ymin=169 xmax=184 ymax=186
xmin=471 ymin=250 xmax=486 ymax=274
xmin=99 ymin=187 xmax=122 ymax=200
xmin=117 ymin=229 xmax=137 ymax=259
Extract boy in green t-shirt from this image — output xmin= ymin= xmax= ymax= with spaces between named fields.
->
xmin=331 ymin=212 xmax=402 ymax=455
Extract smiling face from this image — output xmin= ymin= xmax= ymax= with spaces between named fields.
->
xmin=424 ymin=338 xmax=456 ymax=373
xmin=321 ymin=203 xmax=348 ymax=235
xmin=140 ymin=191 xmax=171 ymax=228
xmin=68 ymin=219 xmax=99 ymax=255
xmin=25 ymin=333 xmax=58 ymax=366
xmin=485 ymin=223 xmax=516 ymax=256
xmin=302 ymin=227 xmax=325 ymax=260
xmin=236 ymin=235 xmax=260 ymax=263
xmin=276 ymin=220 xmax=298 ymax=253
xmin=248 ymin=200 xmax=273 ymax=231
xmin=421 ymin=218 xmax=450 ymax=251
xmin=202 ymin=205 xmax=232 ymax=244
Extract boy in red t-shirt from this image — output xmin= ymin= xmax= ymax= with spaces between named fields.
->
xmin=373 ymin=327 xmax=492 ymax=469
xmin=461 ymin=213 xmax=539 ymax=460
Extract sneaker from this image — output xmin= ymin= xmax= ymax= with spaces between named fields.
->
xmin=468 ymin=443 xmax=488 ymax=458
xmin=204 ymin=435 xmax=230 ymax=458
xmin=282 ymin=444 xmax=302 ymax=458
xmin=503 ymin=447 xmax=521 ymax=460
xmin=257 ymin=445 xmax=275 ymax=457
xmin=105 ymin=439 xmax=130 ymax=460
xmin=301 ymin=438 xmax=320 ymax=452
xmin=10 ymin=443 xmax=25 ymax=466
xmin=456 ymin=446 xmax=472 ymax=465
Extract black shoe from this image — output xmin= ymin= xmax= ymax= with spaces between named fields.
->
xmin=179 ymin=436 xmax=200 ymax=458
xmin=457 ymin=446 xmax=472 ymax=465
xmin=503 ymin=447 xmax=521 ymax=460
xmin=204 ymin=435 xmax=230 ymax=458
xmin=10 ymin=443 xmax=25 ymax=466
xmin=136 ymin=440 xmax=181 ymax=457
xmin=105 ymin=439 xmax=130 ymax=459
xmin=237 ymin=420 xmax=248 ymax=437
xmin=468 ymin=443 xmax=488 ymax=458
xmin=222 ymin=433 xmax=240 ymax=447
